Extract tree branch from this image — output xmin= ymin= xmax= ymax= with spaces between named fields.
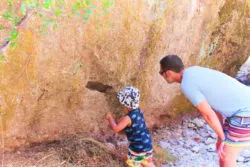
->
xmin=0 ymin=10 xmax=34 ymax=55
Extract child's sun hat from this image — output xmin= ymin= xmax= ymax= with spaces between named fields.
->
xmin=117 ymin=86 xmax=140 ymax=109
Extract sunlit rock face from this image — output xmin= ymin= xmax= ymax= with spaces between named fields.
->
xmin=0 ymin=0 xmax=249 ymax=150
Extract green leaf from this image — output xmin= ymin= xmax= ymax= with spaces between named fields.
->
xmin=39 ymin=29 xmax=49 ymax=35
xmin=2 ymin=11 xmax=12 ymax=19
xmin=39 ymin=13 xmax=44 ymax=18
xmin=27 ymin=3 xmax=36 ymax=8
xmin=75 ymin=12 xmax=81 ymax=16
xmin=86 ymin=8 xmax=92 ymax=15
xmin=0 ymin=25 xmax=4 ymax=30
xmin=36 ymin=1 xmax=41 ymax=7
xmin=76 ymin=2 xmax=81 ymax=8
xmin=108 ymin=22 xmax=113 ymax=27
xmin=46 ymin=19 xmax=54 ymax=23
xmin=43 ymin=23 xmax=49 ymax=27
xmin=86 ymin=0 xmax=92 ymax=5
xmin=96 ymin=25 xmax=100 ymax=30
xmin=43 ymin=0 xmax=51 ymax=9
xmin=0 ymin=54 xmax=5 ymax=63
xmin=57 ymin=0 xmax=64 ymax=3
xmin=53 ymin=23 xmax=58 ymax=30
xmin=55 ymin=9 xmax=61 ymax=16
xmin=72 ymin=3 xmax=80 ymax=14
xmin=42 ymin=19 xmax=53 ymax=28
xmin=12 ymin=18 xmax=21 ymax=26
xmin=83 ymin=14 xmax=89 ymax=21
xmin=8 ymin=0 xmax=14 ymax=7
xmin=10 ymin=30 xmax=18 ymax=40
xmin=21 ymin=3 xmax=26 ymax=15
xmin=10 ymin=42 xmax=17 ymax=49
xmin=103 ymin=0 xmax=114 ymax=8
xmin=103 ymin=8 xmax=108 ymax=14
xmin=14 ymin=18 xmax=21 ymax=23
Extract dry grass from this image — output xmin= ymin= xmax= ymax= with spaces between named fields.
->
xmin=154 ymin=144 xmax=177 ymax=166
xmin=1 ymin=134 xmax=124 ymax=167
xmin=1 ymin=132 xmax=176 ymax=167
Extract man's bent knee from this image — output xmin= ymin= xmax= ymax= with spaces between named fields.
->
xmin=219 ymin=153 xmax=237 ymax=167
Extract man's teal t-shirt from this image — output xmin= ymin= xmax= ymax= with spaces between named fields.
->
xmin=181 ymin=66 xmax=250 ymax=117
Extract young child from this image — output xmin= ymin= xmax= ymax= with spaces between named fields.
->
xmin=106 ymin=86 xmax=155 ymax=167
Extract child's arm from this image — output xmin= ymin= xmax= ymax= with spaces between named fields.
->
xmin=106 ymin=112 xmax=131 ymax=133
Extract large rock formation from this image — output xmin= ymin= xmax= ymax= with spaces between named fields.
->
xmin=236 ymin=56 xmax=250 ymax=85
xmin=0 ymin=0 xmax=249 ymax=151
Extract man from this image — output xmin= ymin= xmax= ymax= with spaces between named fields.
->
xmin=159 ymin=55 xmax=250 ymax=167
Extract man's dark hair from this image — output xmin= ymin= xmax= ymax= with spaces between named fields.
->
xmin=160 ymin=55 xmax=184 ymax=73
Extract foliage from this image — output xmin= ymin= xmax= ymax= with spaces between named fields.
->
xmin=0 ymin=0 xmax=115 ymax=51
xmin=0 ymin=54 xmax=5 ymax=63
xmin=154 ymin=144 xmax=177 ymax=165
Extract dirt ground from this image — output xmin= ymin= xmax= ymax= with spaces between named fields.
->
xmin=1 ymin=133 xmax=123 ymax=167
xmin=0 ymin=111 xmax=199 ymax=167
xmin=1 ymin=130 xmax=178 ymax=167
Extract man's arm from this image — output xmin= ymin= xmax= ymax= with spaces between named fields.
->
xmin=196 ymin=100 xmax=225 ymax=141
xmin=215 ymin=111 xmax=224 ymax=125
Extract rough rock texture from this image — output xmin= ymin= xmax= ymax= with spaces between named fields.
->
xmin=0 ymin=0 xmax=249 ymax=150
xmin=236 ymin=56 xmax=250 ymax=85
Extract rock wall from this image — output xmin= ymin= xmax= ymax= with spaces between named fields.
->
xmin=0 ymin=0 xmax=249 ymax=150
xmin=236 ymin=56 xmax=250 ymax=85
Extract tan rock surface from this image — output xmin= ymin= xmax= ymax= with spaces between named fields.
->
xmin=0 ymin=0 xmax=249 ymax=150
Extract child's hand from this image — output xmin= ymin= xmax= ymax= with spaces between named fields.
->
xmin=106 ymin=112 xmax=112 ymax=120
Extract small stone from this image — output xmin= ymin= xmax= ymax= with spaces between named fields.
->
xmin=243 ymin=157 xmax=250 ymax=163
xmin=204 ymin=137 xmax=215 ymax=145
xmin=193 ymin=137 xmax=202 ymax=143
xmin=159 ymin=141 xmax=170 ymax=149
xmin=237 ymin=156 xmax=245 ymax=162
xmin=241 ymin=148 xmax=250 ymax=157
xmin=184 ymin=139 xmax=196 ymax=147
xmin=191 ymin=146 xmax=200 ymax=153
xmin=178 ymin=140 xmax=184 ymax=146
xmin=188 ymin=123 xmax=195 ymax=128
xmin=117 ymin=140 xmax=128 ymax=148
xmin=209 ymin=132 xmax=217 ymax=139
xmin=183 ymin=144 xmax=191 ymax=149
xmin=182 ymin=128 xmax=197 ymax=138
xmin=207 ymin=144 xmax=216 ymax=152
xmin=192 ymin=118 xmax=204 ymax=128
xmin=105 ymin=142 xmax=115 ymax=151
xmin=199 ymin=131 xmax=210 ymax=138
xmin=169 ymin=139 xmax=179 ymax=145
xmin=175 ymin=128 xmax=183 ymax=136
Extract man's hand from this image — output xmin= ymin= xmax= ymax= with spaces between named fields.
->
xmin=216 ymin=139 xmax=225 ymax=160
